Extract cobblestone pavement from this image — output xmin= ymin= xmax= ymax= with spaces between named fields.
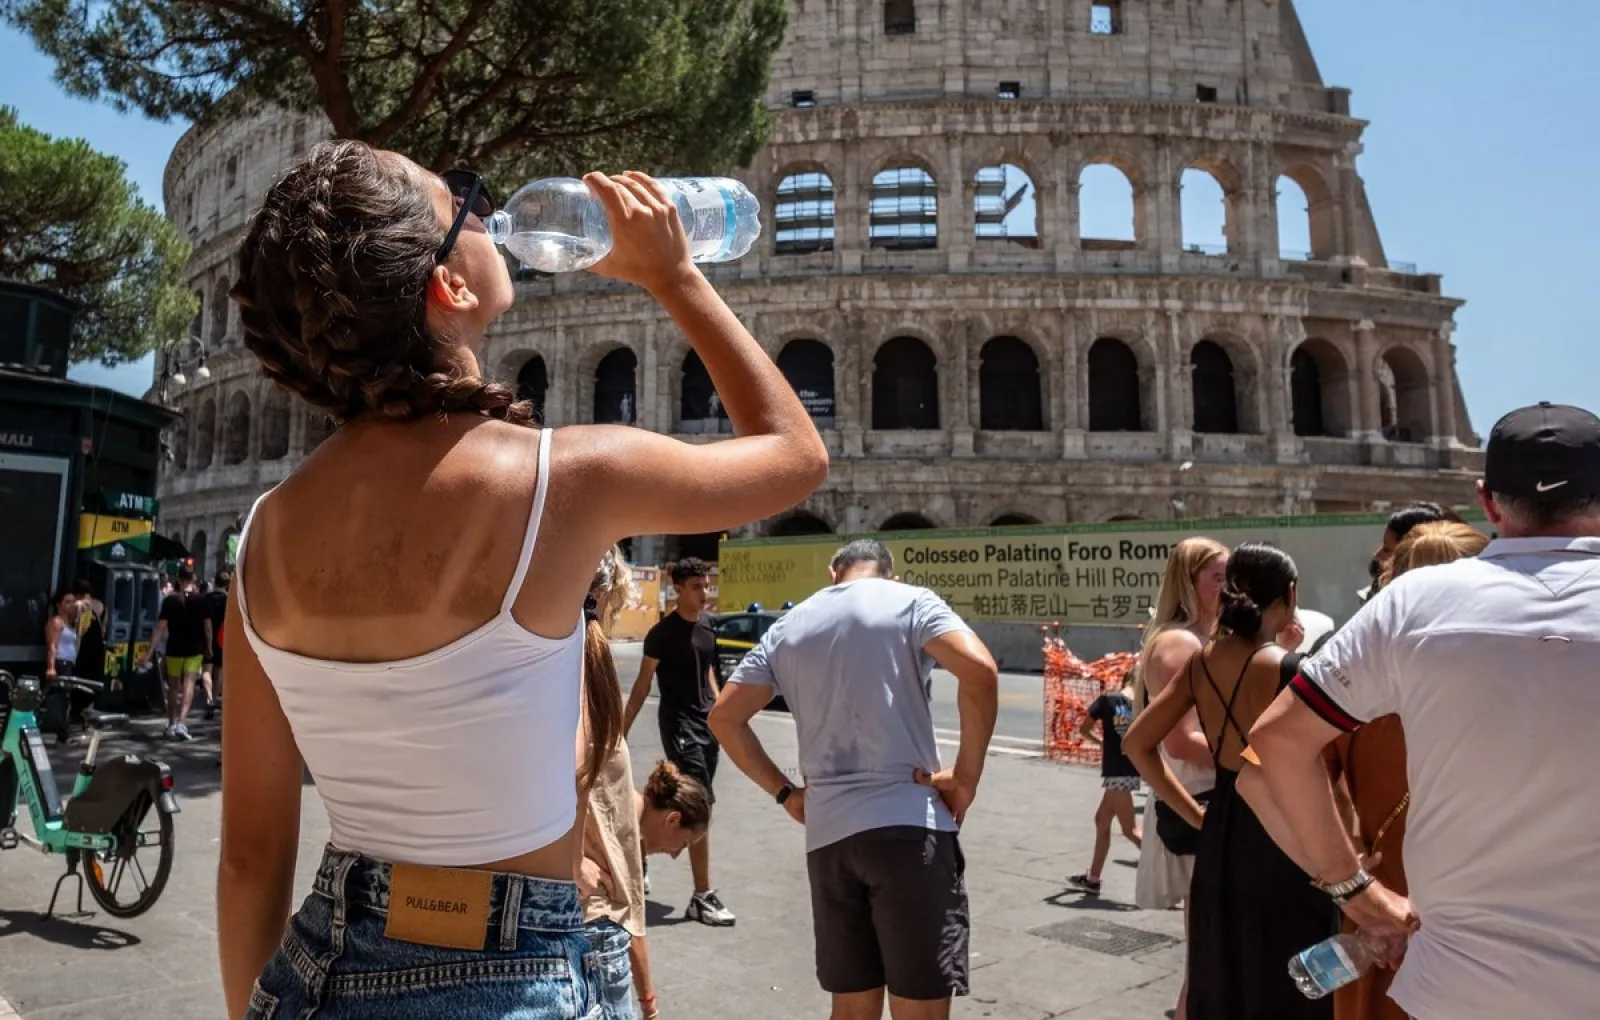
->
xmin=0 ymin=705 xmax=1185 ymax=1018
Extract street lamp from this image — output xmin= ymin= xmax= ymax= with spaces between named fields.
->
xmin=159 ymin=335 xmax=211 ymax=403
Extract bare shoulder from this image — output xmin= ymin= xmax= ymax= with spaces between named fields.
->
xmin=1151 ymin=627 xmax=1203 ymax=665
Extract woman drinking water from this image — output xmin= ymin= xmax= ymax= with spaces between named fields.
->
xmin=216 ymin=142 xmax=828 ymax=1020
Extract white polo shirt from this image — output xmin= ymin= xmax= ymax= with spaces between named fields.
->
xmin=1294 ymin=537 xmax=1600 ymax=1020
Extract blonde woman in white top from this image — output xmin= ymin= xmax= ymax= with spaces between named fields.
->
xmin=1133 ymin=537 xmax=1228 ymax=1020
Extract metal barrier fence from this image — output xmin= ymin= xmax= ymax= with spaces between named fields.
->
xmin=1042 ymin=624 xmax=1139 ymax=766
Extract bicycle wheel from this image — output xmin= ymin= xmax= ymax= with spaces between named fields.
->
xmin=82 ymin=799 xmax=175 ymax=918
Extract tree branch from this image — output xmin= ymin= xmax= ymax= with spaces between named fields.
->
xmin=367 ymin=0 xmax=495 ymax=147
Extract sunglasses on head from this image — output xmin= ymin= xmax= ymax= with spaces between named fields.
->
xmin=436 ymin=168 xmax=497 ymax=263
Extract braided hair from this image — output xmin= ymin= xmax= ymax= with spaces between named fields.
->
xmin=231 ymin=141 xmax=533 ymax=427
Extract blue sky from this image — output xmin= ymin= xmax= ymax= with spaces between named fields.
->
xmin=3 ymin=0 xmax=1596 ymax=433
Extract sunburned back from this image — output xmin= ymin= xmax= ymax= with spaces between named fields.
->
xmin=244 ymin=415 xmax=583 ymax=657
xmin=1187 ymin=638 xmax=1288 ymax=773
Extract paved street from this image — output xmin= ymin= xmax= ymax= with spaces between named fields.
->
xmin=0 ymin=699 xmax=1185 ymax=1019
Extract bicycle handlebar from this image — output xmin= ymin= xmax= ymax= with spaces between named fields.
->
xmin=0 ymin=671 xmax=102 ymax=695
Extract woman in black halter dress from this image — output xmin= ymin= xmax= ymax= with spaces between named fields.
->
xmin=1124 ymin=543 xmax=1338 ymax=1020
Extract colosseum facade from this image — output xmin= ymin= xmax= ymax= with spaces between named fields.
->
xmin=154 ymin=0 xmax=1481 ymax=575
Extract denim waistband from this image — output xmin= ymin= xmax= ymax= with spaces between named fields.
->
xmin=311 ymin=846 xmax=584 ymax=937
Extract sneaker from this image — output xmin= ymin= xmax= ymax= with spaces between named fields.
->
xmin=686 ymin=890 xmax=736 ymax=927
xmin=174 ymin=722 xmax=194 ymax=742
xmin=1068 ymin=873 xmax=1103 ymax=895
xmin=643 ymin=874 xmax=651 ymax=896
xmin=163 ymin=724 xmax=178 ymax=740
xmin=204 ymin=702 xmax=216 ymax=721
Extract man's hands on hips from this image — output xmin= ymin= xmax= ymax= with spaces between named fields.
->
xmin=915 ymin=768 xmax=978 ymax=825
xmin=782 ymin=786 xmax=807 ymax=825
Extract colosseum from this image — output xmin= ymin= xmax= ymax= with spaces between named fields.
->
xmin=154 ymin=0 xmax=1481 ymax=574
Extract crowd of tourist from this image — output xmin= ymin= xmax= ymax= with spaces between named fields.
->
xmin=195 ymin=137 xmax=1597 ymax=1020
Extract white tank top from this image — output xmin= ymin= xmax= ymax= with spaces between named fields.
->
xmin=235 ymin=427 xmax=584 ymax=866
xmin=55 ymin=620 xmax=79 ymax=664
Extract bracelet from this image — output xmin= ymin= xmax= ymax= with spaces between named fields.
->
xmin=1316 ymin=866 xmax=1375 ymax=903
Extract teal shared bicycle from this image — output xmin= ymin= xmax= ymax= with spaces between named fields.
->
xmin=0 ymin=670 xmax=179 ymax=918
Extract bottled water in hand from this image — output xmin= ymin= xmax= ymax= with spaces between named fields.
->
xmin=1289 ymin=929 xmax=1404 ymax=999
xmin=486 ymin=176 xmax=762 ymax=273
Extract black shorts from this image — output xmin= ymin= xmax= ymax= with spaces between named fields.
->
xmin=807 ymin=826 xmax=969 ymax=1000
xmin=660 ymin=719 xmax=719 ymax=804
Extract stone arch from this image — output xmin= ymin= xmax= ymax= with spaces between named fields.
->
xmin=1077 ymin=157 xmax=1142 ymax=247
xmin=515 ymin=355 xmax=549 ymax=420
xmin=304 ymin=407 xmax=332 ymax=454
xmin=1291 ymin=338 xmax=1351 ymax=438
xmin=774 ymin=167 xmax=836 ymax=255
xmin=990 ymin=513 xmax=1041 ymax=527
xmin=1087 ymin=337 xmax=1144 ymax=431
xmin=210 ymin=277 xmax=230 ymax=344
xmin=777 ymin=338 xmax=836 ymax=428
xmin=1277 ymin=164 xmax=1337 ymax=260
xmin=259 ymin=387 xmax=291 ymax=460
xmin=1190 ymin=339 xmax=1239 ymax=434
xmin=973 ymin=163 xmax=1038 ymax=243
xmin=194 ymin=398 xmax=217 ymax=470
xmin=872 ymin=335 xmax=940 ymax=430
xmin=869 ymin=162 xmax=938 ymax=250
xmin=768 ymin=510 xmax=835 ymax=537
xmin=1379 ymin=346 xmax=1432 ymax=443
xmin=223 ymin=390 xmax=252 ymax=465
xmin=680 ymin=351 xmax=730 ymax=434
xmin=978 ymin=336 xmax=1044 ymax=431
xmin=592 ymin=346 xmax=638 ymax=425
xmin=172 ymin=420 xmax=189 ymax=472
xmin=1180 ymin=159 xmax=1243 ymax=254
xmin=881 ymin=512 xmax=936 ymax=531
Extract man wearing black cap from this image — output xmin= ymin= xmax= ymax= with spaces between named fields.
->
xmin=1250 ymin=402 xmax=1600 ymax=1020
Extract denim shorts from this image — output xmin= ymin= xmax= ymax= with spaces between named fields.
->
xmin=245 ymin=847 xmax=602 ymax=1019
xmin=584 ymin=920 xmax=635 ymax=1019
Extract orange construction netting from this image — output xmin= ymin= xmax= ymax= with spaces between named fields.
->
xmin=1042 ymin=624 xmax=1140 ymax=766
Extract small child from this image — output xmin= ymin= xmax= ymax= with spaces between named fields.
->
xmin=1069 ymin=670 xmax=1144 ymax=894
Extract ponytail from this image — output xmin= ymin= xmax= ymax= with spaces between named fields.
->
xmin=580 ymin=610 xmax=622 ymax=791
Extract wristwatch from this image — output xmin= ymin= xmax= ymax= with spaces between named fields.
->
xmin=775 ymin=783 xmax=794 ymax=806
xmin=1317 ymin=866 xmax=1375 ymax=903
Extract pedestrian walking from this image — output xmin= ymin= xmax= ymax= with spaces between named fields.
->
xmin=214 ymin=141 xmax=827 ymax=1020
xmin=1067 ymin=670 xmax=1143 ymax=895
xmin=710 ymin=539 xmax=999 ymax=1020
xmin=139 ymin=566 xmax=212 ymax=741
xmin=1125 ymin=543 xmax=1338 ymax=1020
xmin=202 ymin=570 xmax=229 ymax=719
xmin=623 ymin=556 xmax=735 ymax=926
xmin=1252 ymin=402 xmax=1600 ymax=1020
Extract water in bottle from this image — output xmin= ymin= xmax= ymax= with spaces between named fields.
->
xmin=1288 ymin=930 xmax=1393 ymax=999
xmin=485 ymin=176 xmax=762 ymax=273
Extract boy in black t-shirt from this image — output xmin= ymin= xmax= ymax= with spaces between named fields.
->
xmin=624 ymin=557 xmax=735 ymax=926
xmin=1068 ymin=671 xmax=1144 ymax=895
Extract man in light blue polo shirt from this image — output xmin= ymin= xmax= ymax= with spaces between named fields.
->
xmin=709 ymin=539 xmax=998 ymax=1019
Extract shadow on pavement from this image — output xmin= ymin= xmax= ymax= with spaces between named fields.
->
xmin=0 ymin=907 xmax=142 ymax=951
xmin=1043 ymin=888 xmax=1139 ymax=913
xmin=644 ymin=900 xmax=693 ymax=928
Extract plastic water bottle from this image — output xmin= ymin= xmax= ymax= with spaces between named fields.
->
xmin=1288 ymin=930 xmax=1392 ymax=998
xmin=485 ymin=177 xmax=762 ymax=274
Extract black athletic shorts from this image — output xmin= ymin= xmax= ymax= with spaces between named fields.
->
xmin=807 ymin=826 xmax=969 ymax=1000
xmin=660 ymin=715 xmax=719 ymax=804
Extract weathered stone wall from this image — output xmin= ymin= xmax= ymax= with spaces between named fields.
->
xmin=153 ymin=0 xmax=1481 ymax=577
